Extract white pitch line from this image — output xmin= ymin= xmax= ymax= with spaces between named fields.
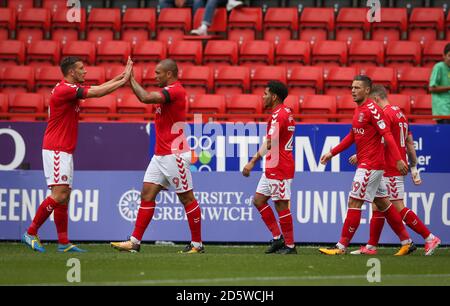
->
xmin=19 ymin=274 xmax=450 ymax=286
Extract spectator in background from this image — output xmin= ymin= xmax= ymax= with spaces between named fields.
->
xmin=190 ymin=0 xmax=243 ymax=36
xmin=429 ymin=43 xmax=450 ymax=124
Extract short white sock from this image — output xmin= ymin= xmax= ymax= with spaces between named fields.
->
xmin=425 ymin=233 xmax=435 ymax=242
xmin=286 ymin=244 xmax=295 ymax=248
xmin=336 ymin=242 xmax=346 ymax=250
xmin=273 ymin=235 xmax=281 ymax=240
xmin=401 ymin=239 xmax=412 ymax=245
xmin=130 ymin=236 xmax=140 ymax=245
xmin=365 ymin=244 xmax=377 ymax=250
xmin=192 ymin=241 xmax=202 ymax=248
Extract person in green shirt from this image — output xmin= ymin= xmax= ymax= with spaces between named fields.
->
xmin=429 ymin=43 xmax=450 ymax=124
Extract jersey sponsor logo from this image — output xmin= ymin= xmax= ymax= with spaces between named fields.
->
xmin=377 ymin=119 xmax=386 ymax=129
xmin=353 ymin=127 xmax=365 ymax=135
xmin=118 ymin=189 xmax=141 ymax=222
xmin=358 ymin=112 xmax=364 ymax=122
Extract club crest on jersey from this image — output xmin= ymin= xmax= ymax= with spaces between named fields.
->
xmin=377 ymin=119 xmax=386 ymax=129
xmin=155 ymin=106 xmax=162 ymax=114
xmin=62 ymin=175 xmax=68 ymax=182
xmin=358 ymin=112 xmax=364 ymax=122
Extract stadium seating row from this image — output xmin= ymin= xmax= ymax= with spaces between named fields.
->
xmin=0 ymin=64 xmax=434 ymax=96
xmin=0 ymin=92 xmax=433 ymax=123
xmin=1 ymin=39 xmax=448 ymax=70
xmin=1 ymin=7 xmax=450 ymax=44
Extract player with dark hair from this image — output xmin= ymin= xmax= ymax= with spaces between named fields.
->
xmin=318 ymin=75 xmax=416 ymax=256
xmin=22 ymin=56 xmax=133 ymax=253
xmin=242 ymin=80 xmax=297 ymax=254
xmin=350 ymin=84 xmax=440 ymax=255
xmin=111 ymin=59 xmax=204 ymax=254
xmin=429 ymin=42 xmax=450 ymax=124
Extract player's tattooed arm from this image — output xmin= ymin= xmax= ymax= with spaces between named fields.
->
xmin=406 ymin=134 xmax=422 ymax=185
xmin=129 ymin=76 xmax=164 ymax=104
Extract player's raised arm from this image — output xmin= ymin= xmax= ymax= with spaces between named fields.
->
xmin=406 ymin=133 xmax=422 ymax=184
xmin=85 ymin=57 xmax=132 ymax=98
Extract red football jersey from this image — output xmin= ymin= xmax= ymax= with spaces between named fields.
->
xmin=383 ymin=104 xmax=409 ymax=176
xmin=154 ymin=81 xmax=189 ymax=155
xmin=331 ymin=99 xmax=392 ymax=170
xmin=42 ymin=80 xmax=89 ymax=154
xmin=265 ymin=104 xmax=295 ymax=180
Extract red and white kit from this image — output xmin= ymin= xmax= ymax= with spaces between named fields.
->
xmin=256 ymin=104 xmax=295 ymax=201
xmin=331 ymin=99 xmax=403 ymax=203
xmin=143 ymin=81 xmax=192 ymax=193
xmin=382 ymin=104 xmax=410 ymax=201
xmin=42 ymin=80 xmax=89 ymax=187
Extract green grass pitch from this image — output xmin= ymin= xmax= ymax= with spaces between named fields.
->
xmin=1 ymin=242 xmax=449 ymax=286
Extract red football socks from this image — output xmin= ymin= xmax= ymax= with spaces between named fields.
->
xmin=27 ymin=196 xmax=58 ymax=236
xmin=384 ymin=204 xmax=410 ymax=242
xmin=184 ymin=200 xmax=202 ymax=243
xmin=257 ymin=204 xmax=281 ymax=238
xmin=368 ymin=210 xmax=385 ymax=247
xmin=338 ymin=208 xmax=361 ymax=247
xmin=131 ymin=200 xmax=156 ymax=241
xmin=400 ymin=207 xmax=431 ymax=239
xmin=277 ymin=209 xmax=294 ymax=246
xmin=54 ymin=203 xmax=69 ymax=244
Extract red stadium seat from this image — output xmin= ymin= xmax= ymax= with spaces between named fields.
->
xmin=447 ymin=12 xmax=450 ymax=40
xmin=193 ymin=8 xmax=227 ymax=36
xmin=359 ymin=67 xmax=397 ymax=93
xmin=371 ymin=8 xmax=407 ymax=43
xmin=387 ymin=94 xmax=411 ymax=115
xmin=397 ymin=67 xmax=432 ymax=95
xmin=348 ymin=41 xmax=384 ymax=67
xmin=17 ymin=8 xmax=51 ymax=45
xmin=228 ymin=7 xmax=262 ymax=44
xmin=87 ymin=8 xmax=121 ymax=45
xmin=275 ymin=40 xmax=311 ymax=66
xmin=336 ymin=8 xmax=370 ymax=43
xmin=51 ymin=8 xmax=86 ymax=44
xmin=122 ymin=8 xmax=155 ymax=44
xmin=83 ymin=66 xmax=105 ymax=86
xmin=9 ymin=93 xmax=45 ymax=121
xmin=179 ymin=66 xmax=213 ymax=95
xmin=409 ymin=8 xmax=445 ymax=44
xmin=188 ymin=94 xmax=226 ymax=116
xmin=80 ymin=95 xmax=116 ymax=122
xmin=263 ymin=8 xmax=298 ymax=43
xmin=0 ymin=93 xmax=8 ymax=113
xmin=324 ymin=67 xmax=357 ymax=95
xmin=287 ymin=66 xmax=323 ymax=95
xmin=250 ymin=66 xmax=286 ymax=95
xmin=283 ymin=95 xmax=300 ymax=115
xmin=385 ymin=41 xmax=421 ymax=68
xmin=203 ymin=40 xmax=238 ymax=66
xmin=336 ymin=95 xmax=355 ymax=123
xmin=0 ymin=40 xmax=25 ymax=65
xmin=132 ymin=41 xmax=166 ymax=67
xmin=410 ymin=95 xmax=433 ymax=123
xmin=422 ymin=41 xmax=450 ymax=67
xmin=312 ymin=40 xmax=348 ymax=67
xmin=7 ymin=0 xmax=33 ymax=12
xmin=116 ymin=94 xmax=152 ymax=122
xmin=226 ymin=94 xmax=263 ymax=122
xmin=299 ymin=8 xmax=334 ymax=42
xmin=62 ymin=41 xmax=96 ymax=65
xmin=0 ymin=8 xmax=15 ymax=40
xmin=35 ymin=66 xmax=63 ymax=91
xmin=141 ymin=63 xmax=158 ymax=89
xmin=168 ymin=41 xmax=203 ymax=65
xmin=214 ymin=66 xmax=250 ymax=96
xmin=96 ymin=41 xmax=131 ymax=66
xmin=157 ymin=8 xmax=191 ymax=41
xmin=42 ymin=0 xmax=70 ymax=13
xmin=26 ymin=41 xmax=60 ymax=67
xmin=239 ymin=40 xmax=274 ymax=66
xmin=0 ymin=66 xmax=34 ymax=92
xmin=299 ymin=95 xmax=337 ymax=123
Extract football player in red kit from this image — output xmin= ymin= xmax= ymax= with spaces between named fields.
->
xmin=22 ymin=56 xmax=133 ymax=253
xmin=318 ymin=75 xmax=416 ymax=256
xmin=111 ymin=59 xmax=204 ymax=254
xmin=350 ymin=85 xmax=440 ymax=256
xmin=243 ymin=81 xmax=297 ymax=254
